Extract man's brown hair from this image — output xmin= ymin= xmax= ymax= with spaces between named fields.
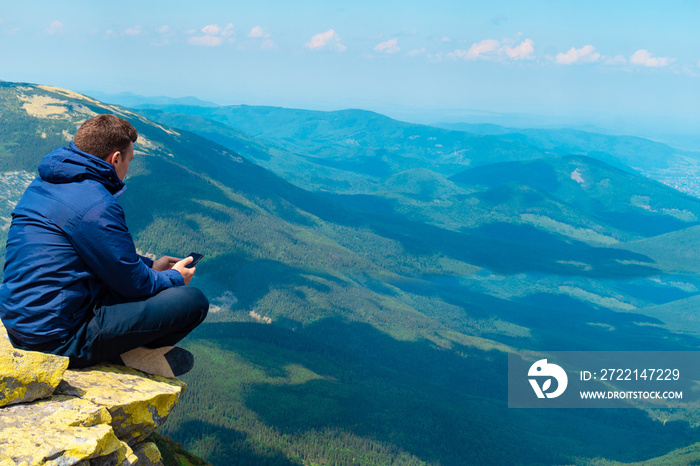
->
xmin=73 ymin=114 xmax=138 ymax=160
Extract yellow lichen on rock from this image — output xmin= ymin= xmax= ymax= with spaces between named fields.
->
xmin=133 ymin=441 xmax=163 ymax=465
xmin=57 ymin=364 xmax=186 ymax=444
xmin=0 ymin=323 xmax=69 ymax=407
xmin=0 ymin=396 xmax=122 ymax=465
xmin=106 ymin=441 xmax=139 ymax=466
xmin=0 ymin=323 xmax=186 ymax=464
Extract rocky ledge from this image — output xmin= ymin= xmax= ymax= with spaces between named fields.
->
xmin=0 ymin=322 xmax=187 ymax=465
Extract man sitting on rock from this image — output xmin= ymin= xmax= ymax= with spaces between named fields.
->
xmin=0 ymin=114 xmax=209 ymax=378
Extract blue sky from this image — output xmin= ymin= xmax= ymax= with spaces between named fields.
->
xmin=2 ymin=1 xmax=699 ymax=136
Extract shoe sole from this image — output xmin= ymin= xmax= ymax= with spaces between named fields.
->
xmin=120 ymin=346 xmax=194 ymax=378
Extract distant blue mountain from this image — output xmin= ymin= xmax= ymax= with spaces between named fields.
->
xmin=85 ymin=91 xmax=219 ymax=109
xmin=140 ymin=104 xmax=698 ymax=184
xmin=437 ymin=121 xmax=694 ymax=172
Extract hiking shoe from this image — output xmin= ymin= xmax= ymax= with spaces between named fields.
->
xmin=119 ymin=346 xmax=194 ymax=378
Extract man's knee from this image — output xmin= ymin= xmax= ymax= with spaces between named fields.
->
xmin=184 ymin=286 xmax=209 ymax=324
xmin=177 ymin=286 xmax=208 ymax=322
xmin=154 ymin=286 xmax=209 ymax=325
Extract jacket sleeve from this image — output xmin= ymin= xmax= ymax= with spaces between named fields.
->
xmin=70 ymin=200 xmax=184 ymax=299
xmin=138 ymin=255 xmax=155 ymax=268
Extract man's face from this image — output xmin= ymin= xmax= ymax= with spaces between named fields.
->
xmin=114 ymin=142 xmax=134 ymax=181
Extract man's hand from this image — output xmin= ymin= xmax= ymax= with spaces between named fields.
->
xmin=172 ymin=256 xmax=195 ymax=285
xmin=153 ymin=256 xmax=181 ymax=272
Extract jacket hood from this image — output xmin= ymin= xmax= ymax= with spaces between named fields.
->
xmin=37 ymin=143 xmax=125 ymax=194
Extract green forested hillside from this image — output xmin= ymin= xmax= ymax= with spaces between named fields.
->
xmin=136 ymin=105 xmax=552 ymax=194
xmin=136 ymin=104 xmax=700 ymax=196
xmin=622 ymin=225 xmax=700 ymax=274
xmin=2 ymin=81 xmax=700 ymax=465
xmin=450 ymin=155 xmax=700 ymax=237
xmin=437 ymin=121 xmax=693 ymax=172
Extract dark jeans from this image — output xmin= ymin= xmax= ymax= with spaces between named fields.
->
xmin=15 ymin=286 xmax=209 ymax=368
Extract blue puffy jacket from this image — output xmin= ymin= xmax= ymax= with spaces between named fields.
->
xmin=0 ymin=143 xmax=184 ymax=345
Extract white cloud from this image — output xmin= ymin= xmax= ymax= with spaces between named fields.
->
xmin=202 ymin=24 xmax=221 ymax=35
xmin=246 ymin=26 xmax=275 ymax=49
xmin=677 ymin=64 xmax=700 ymax=78
xmin=440 ymin=36 xmax=452 ymax=42
xmin=260 ymin=39 xmax=276 ymax=50
xmin=46 ymin=20 xmax=63 ymax=35
xmin=222 ymin=24 xmax=235 ymax=36
xmin=504 ymin=38 xmax=534 ymax=60
xmin=555 ymin=45 xmax=601 ymax=65
xmin=248 ymin=26 xmax=269 ymax=38
xmin=189 ymin=23 xmax=235 ymax=46
xmin=305 ymin=29 xmax=347 ymax=52
xmin=629 ymin=49 xmax=674 ymax=67
xmin=467 ymin=39 xmax=500 ymax=58
xmin=604 ymin=54 xmax=627 ymax=65
xmin=154 ymin=25 xmax=175 ymax=46
xmin=407 ymin=47 xmax=426 ymax=57
xmin=374 ymin=37 xmax=399 ymax=54
xmin=188 ymin=35 xmax=223 ymax=46
xmin=448 ymin=38 xmax=533 ymax=61
xmin=124 ymin=26 xmax=141 ymax=36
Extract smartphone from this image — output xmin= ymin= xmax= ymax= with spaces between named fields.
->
xmin=185 ymin=252 xmax=204 ymax=269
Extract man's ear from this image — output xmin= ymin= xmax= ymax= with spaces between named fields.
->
xmin=106 ymin=150 xmax=121 ymax=168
